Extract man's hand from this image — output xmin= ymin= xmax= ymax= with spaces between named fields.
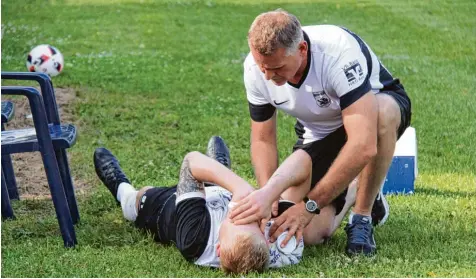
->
xmin=271 ymin=196 xmax=284 ymax=217
xmin=231 ymin=186 xmax=255 ymax=203
xmin=230 ymin=189 xmax=273 ymax=225
xmin=268 ymin=202 xmax=314 ymax=247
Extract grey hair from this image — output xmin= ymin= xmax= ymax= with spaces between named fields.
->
xmin=248 ymin=9 xmax=304 ymax=56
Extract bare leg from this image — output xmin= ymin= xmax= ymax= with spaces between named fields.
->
xmin=302 ymin=206 xmax=336 ymax=245
xmin=277 ymin=158 xmax=337 ymax=245
xmin=280 ymin=171 xmax=311 ymax=203
xmin=331 ymin=179 xmax=357 ymax=232
xmin=302 ymin=179 xmax=357 ymax=245
xmin=354 ymin=94 xmax=401 ymax=216
xmin=279 ymin=166 xmax=358 ymax=245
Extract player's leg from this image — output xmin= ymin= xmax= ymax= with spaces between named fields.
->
xmin=278 ymin=167 xmax=335 ymax=245
xmin=206 ymin=136 xmax=231 ymax=169
xmin=299 ymin=180 xmax=357 ymax=245
xmin=332 ymin=179 xmax=357 ymax=232
xmin=280 ymin=127 xmax=351 ymax=245
xmin=353 ymin=94 xmax=400 ymax=218
xmin=280 ymin=182 xmax=353 ymax=246
xmin=94 ymin=147 xmax=184 ymax=247
xmin=135 ymin=186 xmax=154 ymax=211
xmin=94 ymin=147 xmax=141 ymax=221
xmin=279 ymin=167 xmax=311 ymax=204
xmin=346 ymin=89 xmax=410 ymax=256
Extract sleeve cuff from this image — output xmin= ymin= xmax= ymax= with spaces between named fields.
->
xmin=249 ymin=102 xmax=276 ymax=122
xmin=339 ymin=78 xmax=371 ymax=110
xmin=176 ymin=192 xmax=205 ymax=204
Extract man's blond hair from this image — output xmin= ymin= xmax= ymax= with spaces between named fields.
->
xmin=248 ymin=9 xmax=303 ymax=56
xmin=220 ymin=232 xmax=269 ymax=274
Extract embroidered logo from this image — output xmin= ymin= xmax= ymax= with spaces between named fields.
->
xmin=312 ymin=91 xmax=331 ymax=107
xmin=343 ymin=60 xmax=364 ymax=86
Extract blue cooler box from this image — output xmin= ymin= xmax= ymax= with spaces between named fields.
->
xmin=382 ymin=127 xmax=417 ymax=195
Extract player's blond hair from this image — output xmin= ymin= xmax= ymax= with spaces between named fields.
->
xmin=248 ymin=9 xmax=303 ymax=56
xmin=220 ymin=232 xmax=269 ymax=274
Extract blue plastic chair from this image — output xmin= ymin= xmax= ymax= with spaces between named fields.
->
xmin=2 ymin=169 xmax=15 ymax=220
xmin=1 ymin=72 xmax=79 ymax=226
xmin=1 ymin=100 xmax=15 ymax=122
xmin=1 ymin=101 xmax=19 ymax=200
xmin=1 ymin=86 xmax=78 ymax=247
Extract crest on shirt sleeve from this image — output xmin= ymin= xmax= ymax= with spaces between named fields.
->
xmin=312 ymin=91 xmax=331 ymax=108
xmin=343 ymin=59 xmax=364 ymax=86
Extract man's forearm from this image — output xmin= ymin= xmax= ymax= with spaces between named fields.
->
xmin=251 ymin=139 xmax=278 ymax=187
xmin=307 ymin=141 xmax=376 ymax=208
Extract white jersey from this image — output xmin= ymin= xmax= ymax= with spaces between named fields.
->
xmin=194 ymin=186 xmax=232 ymax=267
xmin=245 ymin=25 xmax=397 ymax=144
xmin=193 ymin=186 xmax=304 ymax=268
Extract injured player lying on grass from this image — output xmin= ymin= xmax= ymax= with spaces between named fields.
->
xmin=93 ymin=136 xmax=304 ymax=274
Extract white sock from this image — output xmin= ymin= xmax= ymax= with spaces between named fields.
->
xmin=117 ymin=182 xmax=138 ymax=221
xmin=348 ymin=211 xmax=372 ymax=225
xmin=348 ymin=211 xmax=355 ymax=224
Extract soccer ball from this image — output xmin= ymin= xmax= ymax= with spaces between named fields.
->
xmin=26 ymin=44 xmax=64 ymax=77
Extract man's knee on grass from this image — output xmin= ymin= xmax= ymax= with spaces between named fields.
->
xmin=220 ymin=231 xmax=269 ymax=274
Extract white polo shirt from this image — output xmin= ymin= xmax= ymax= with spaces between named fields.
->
xmin=245 ymin=25 xmax=397 ymax=144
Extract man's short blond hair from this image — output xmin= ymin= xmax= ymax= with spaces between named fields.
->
xmin=220 ymin=232 xmax=269 ymax=274
xmin=248 ymin=9 xmax=303 ymax=56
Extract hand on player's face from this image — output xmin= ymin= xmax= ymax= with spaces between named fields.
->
xmin=232 ymin=185 xmax=255 ymax=202
xmin=268 ymin=202 xmax=313 ymax=247
xmin=271 ymin=196 xmax=284 ymax=218
xmin=229 ymin=189 xmax=273 ymax=225
xmin=220 ymin=213 xmax=266 ymax=251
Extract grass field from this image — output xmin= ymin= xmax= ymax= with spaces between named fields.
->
xmin=1 ymin=0 xmax=475 ymax=277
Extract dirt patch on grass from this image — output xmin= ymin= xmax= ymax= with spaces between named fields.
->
xmin=3 ymin=87 xmax=90 ymax=199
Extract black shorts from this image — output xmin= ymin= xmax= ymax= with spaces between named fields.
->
xmin=277 ymin=200 xmax=295 ymax=216
xmin=135 ymin=186 xmax=178 ymax=243
xmin=293 ymin=87 xmax=411 ymax=215
xmin=135 ymin=186 xmax=211 ymax=262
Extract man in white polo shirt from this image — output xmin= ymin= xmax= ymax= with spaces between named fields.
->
xmin=230 ymin=9 xmax=411 ymax=256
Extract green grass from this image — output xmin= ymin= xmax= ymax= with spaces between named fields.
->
xmin=2 ymin=0 xmax=476 ymax=277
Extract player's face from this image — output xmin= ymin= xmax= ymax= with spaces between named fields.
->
xmin=218 ymin=216 xmax=266 ymax=248
xmin=251 ymin=42 xmax=307 ymax=86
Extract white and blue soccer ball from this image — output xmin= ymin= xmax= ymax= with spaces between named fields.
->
xmin=26 ymin=44 xmax=64 ymax=77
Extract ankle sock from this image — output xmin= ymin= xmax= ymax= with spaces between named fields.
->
xmin=117 ymin=182 xmax=138 ymax=221
xmin=348 ymin=211 xmax=372 ymax=225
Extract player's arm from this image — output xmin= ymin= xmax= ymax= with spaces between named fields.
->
xmin=175 ymin=152 xmax=215 ymax=263
xmin=176 ymin=152 xmax=254 ymax=202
